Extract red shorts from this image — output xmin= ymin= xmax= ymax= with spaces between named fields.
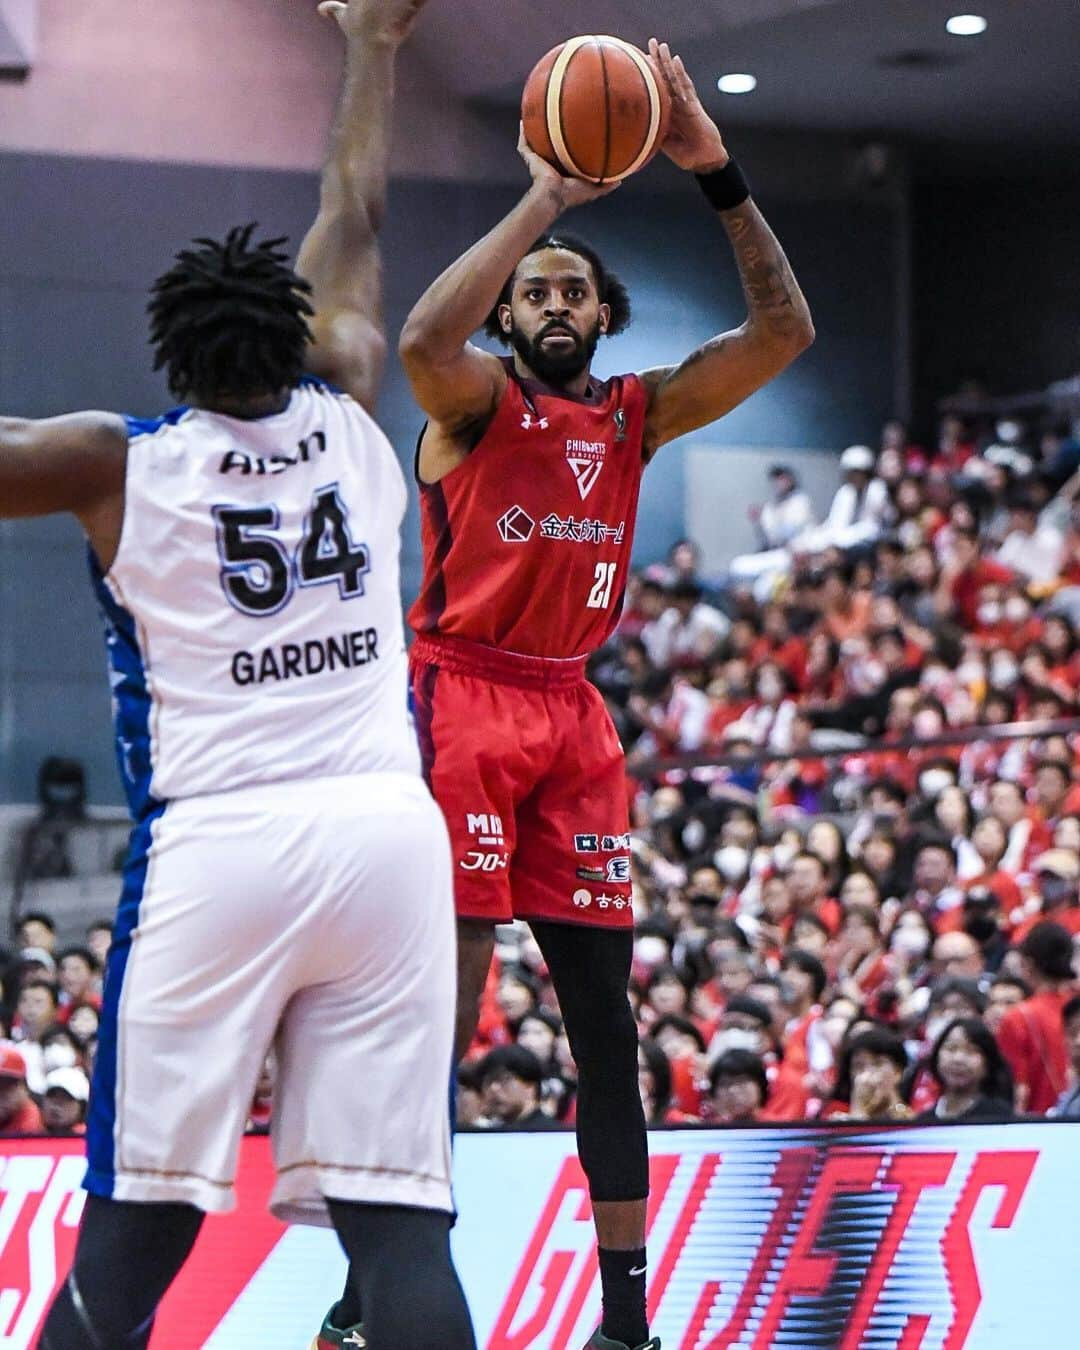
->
xmin=409 ymin=634 xmax=633 ymax=928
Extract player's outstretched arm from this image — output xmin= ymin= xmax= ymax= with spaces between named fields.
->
xmin=0 ymin=413 xmax=128 ymax=560
xmin=640 ymin=41 xmax=814 ymax=458
xmin=399 ymin=128 xmax=615 ymax=477
xmin=297 ymin=0 xmax=430 ymax=413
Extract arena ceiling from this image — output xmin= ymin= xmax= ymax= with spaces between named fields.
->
xmin=410 ymin=0 xmax=1080 ymax=161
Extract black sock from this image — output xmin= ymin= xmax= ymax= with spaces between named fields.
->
xmin=598 ymin=1246 xmax=648 ymax=1348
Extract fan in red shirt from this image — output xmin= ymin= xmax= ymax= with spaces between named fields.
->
xmin=0 ymin=1043 xmax=44 ymax=1136
xmin=996 ymin=921 xmax=1076 ymax=1114
xmin=942 ymin=527 xmax=1014 ymax=630
xmin=786 ymin=850 xmax=843 ymax=935
xmin=778 ymin=948 xmax=829 ymax=1082
xmin=987 ymin=777 xmax=1054 ymax=875
xmin=638 ymin=1037 xmax=701 ymax=1126
xmin=833 ymin=903 xmax=893 ymax=1010
xmin=397 ymin=42 xmax=814 ymax=1350
xmin=956 ymin=814 xmax=1023 ymax=914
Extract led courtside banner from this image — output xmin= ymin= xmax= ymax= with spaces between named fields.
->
xmin=1 ymin=1125 xmax=1076 ymax=1348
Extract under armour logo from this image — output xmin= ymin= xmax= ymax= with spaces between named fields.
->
xmin=522 ymin=413 xmax=549 ymax=431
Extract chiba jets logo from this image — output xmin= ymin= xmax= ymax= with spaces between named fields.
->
xmin=489 ymin=1145 xmax=1040 ymax=1349
xmin=565 ymin=439 xmax=607 ymax=501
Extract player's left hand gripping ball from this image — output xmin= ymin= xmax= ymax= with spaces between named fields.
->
xmin=647 ymin=38 xmax=730 ymax=172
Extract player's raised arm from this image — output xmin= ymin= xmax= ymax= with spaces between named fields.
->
xmin=640 ymin=41 xmax=815 ymax=458
xmin=0 ymin=413 xmax=128 ymax=555
xmin=297 ymin=0 xmax=431 ymax=413
xmin=399 ymin=129 xmax=614 ymax=472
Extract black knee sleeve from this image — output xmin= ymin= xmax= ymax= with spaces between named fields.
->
xmin=39 ymin=1196 xmax=202 ymax=1349
xmin=328 ymin=1201 xmax=476 ymax=1350
xmin=533 ymin=922 xmax=649 ymax=1204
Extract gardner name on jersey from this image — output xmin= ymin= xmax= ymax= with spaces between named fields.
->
xmin=409 ymin=364 xmax=649 ymax=660
xmin=94 ymin=379 xmax=419 ymax=818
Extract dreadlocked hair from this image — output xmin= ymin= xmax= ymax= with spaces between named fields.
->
xmin=483 ymin=234 xmax=632 ymax=343
xmin=148 ymin=224 xmax=315 ymax=405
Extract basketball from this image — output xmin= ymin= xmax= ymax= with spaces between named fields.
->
xmin=522 ymin=35 xmax=671 ymax=185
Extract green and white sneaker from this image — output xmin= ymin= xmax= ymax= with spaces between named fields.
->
xmin=582 ymin=1331 xmax=661 ymax=1350
xmin=310 ymin=1303 xmax=366 ymax=1349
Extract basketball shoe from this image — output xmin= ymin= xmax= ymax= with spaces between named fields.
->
xmin=310 ymin=1304 xmax=366 ymax=1349
xmin=582 ymin=1332 xmax=660 ymax=1350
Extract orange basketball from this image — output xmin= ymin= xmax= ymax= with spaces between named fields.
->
xmin=522 ymin=35 xmax=671 ymax=185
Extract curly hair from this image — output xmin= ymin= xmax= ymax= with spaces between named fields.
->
xmin=148 ymin=223 xmax=314 ymax=405
xmin=482 ymin=234 xmax=631 ymax=344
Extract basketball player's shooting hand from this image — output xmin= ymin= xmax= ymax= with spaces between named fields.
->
xmin=317 ymin=0 xmax=431 ymax=45
xmin=517 ymin=124 xmax=620 ymax=209
xmin=648 ymin=39 xmax=730 ymax=173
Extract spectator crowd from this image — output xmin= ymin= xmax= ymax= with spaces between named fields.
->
xmin=2 ymin=412 xmax=1079 ymax=1136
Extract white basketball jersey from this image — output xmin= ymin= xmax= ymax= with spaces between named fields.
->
xmin=93 ymin=378 xmax=420 ymax=816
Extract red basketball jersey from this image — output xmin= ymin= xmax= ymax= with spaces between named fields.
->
xmin=409 ymin=363 xmax=648 ymax=659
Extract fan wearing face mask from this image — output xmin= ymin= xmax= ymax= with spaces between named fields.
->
xmin=939 ymin=526 xmax=1014 ymax=630
xmin=705 ymin=996 xmax=808 ymax=1122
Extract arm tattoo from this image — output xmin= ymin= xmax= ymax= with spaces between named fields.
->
xmin=723 ymin=202 xmax=811 ymax=341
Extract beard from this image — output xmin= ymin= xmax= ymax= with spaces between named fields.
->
xmin=509 ymin=318 xmax=602 ymax=385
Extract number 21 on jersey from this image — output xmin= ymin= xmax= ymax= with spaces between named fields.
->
xmin=587 ymin=562 xmax=617 ymax=610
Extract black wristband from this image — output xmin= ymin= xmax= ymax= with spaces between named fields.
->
xmin=696 ymin=158 xmax=750 ymax=212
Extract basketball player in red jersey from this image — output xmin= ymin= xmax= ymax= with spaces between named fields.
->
xmin=402 ymin=42 xmax=812 ymax=1350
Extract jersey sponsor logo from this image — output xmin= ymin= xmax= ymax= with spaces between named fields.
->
xmin=572 ymin=889 xmax=592 ymax=909
xmin=497 ymin=506 xmax=536 ymax=543
xmin=596 ymin=894 xmax=629 ymax=911
xmin=218 ymin=431 xmax=328 ymax=477
xmin=466 ymin=813 xmax=505 ymax=846
xmin=521 ymin=413 xmax=550 ymax=431
xmin=575 ymin=832 xmax=629 ymax=853
xmin=230 ymin=628 xmax=378 ymax=686
xmin=606 ymin=857 xmax=632 ymax=883
xmin=565 ymin=439 xmax=607 ymax=501
xmin=539 ymin=514 xmax=624 ymax=545
xmin=461 ymin=852 xmax=509 ymax=872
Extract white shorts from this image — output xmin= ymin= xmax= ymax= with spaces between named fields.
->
xmin=85 ymin=771 xmax=456 ymax=1225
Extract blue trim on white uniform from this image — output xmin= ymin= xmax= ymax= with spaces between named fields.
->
xmin=86 ymin=535 xmax=166 ymax=1195
xmin=300 ymin=373 xmax=343 ymax=396
xmin=84 ymin=800 xmax=166 ymax=1197
xmin=124 ymin=405 xmax=191 ymax=440
xmin=88 ymin=552 xmax=161 ymax=822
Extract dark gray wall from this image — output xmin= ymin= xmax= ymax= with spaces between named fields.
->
xmin=912 ymin=178 xmax=1080 ymax=433
xmin=0 ymin=153 xmax=898 ymax=803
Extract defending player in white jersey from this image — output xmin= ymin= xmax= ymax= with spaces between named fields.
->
xmin=0 ymin=2 xmax=476 ymax=1347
